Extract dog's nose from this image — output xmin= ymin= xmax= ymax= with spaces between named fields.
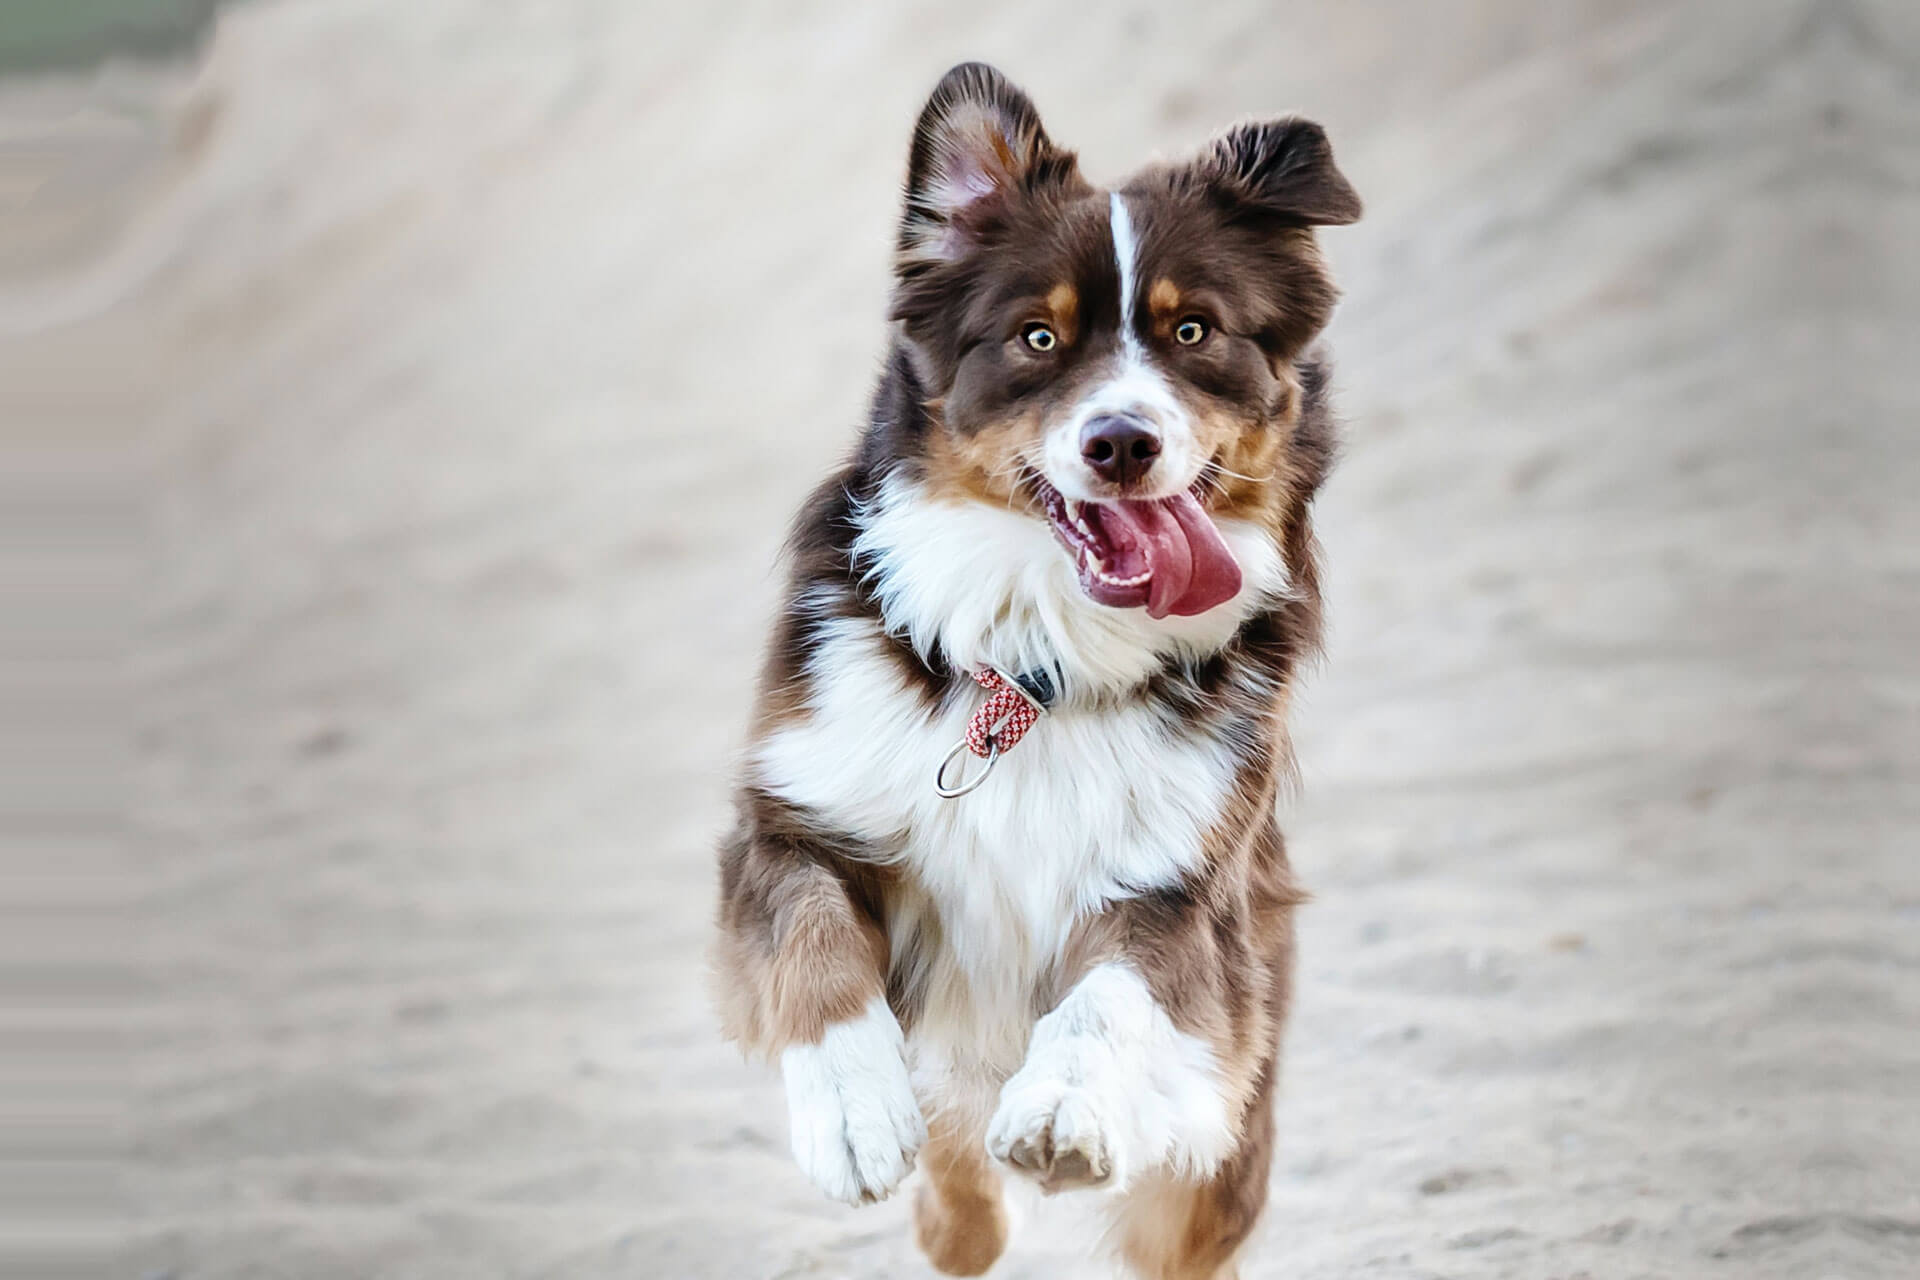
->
xmin=1080 ymin=415 xmax=1161 ymax=487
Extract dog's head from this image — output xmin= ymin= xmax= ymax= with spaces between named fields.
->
xmin=888 ymin=63 xmax=1360 ymax=620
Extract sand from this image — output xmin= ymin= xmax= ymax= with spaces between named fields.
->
xmin=6 ymin=0 xmax=1915 ymax=1276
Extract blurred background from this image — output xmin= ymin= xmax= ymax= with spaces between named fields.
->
xmin=5 ymin=1 xmax=1915 ymax=1276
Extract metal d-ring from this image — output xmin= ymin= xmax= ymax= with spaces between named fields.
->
xmin=935 ymin=735 xmax=1000 ymax=799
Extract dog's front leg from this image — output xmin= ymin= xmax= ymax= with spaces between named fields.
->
xmin=781 ymin=989 xmax=925 ymax=1205
xmin=716 ymin=835 xmax=924 ymax=1204
xmin=986 ymin=960 xmax=1239 ymax=1193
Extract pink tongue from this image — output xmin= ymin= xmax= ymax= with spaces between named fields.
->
xmin=1100 ymin=493 xmax=1243 ymax=618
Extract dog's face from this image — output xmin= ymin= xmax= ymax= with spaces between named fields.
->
xmin=888 ymin=64 xmax=1359 ymax=619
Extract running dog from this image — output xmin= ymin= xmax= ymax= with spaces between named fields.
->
xmin=714 ymin=62 xmax=1361 ymax=1278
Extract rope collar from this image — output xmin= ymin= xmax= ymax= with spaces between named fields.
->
xmin=934 ymin=665 xmax=1058 ymax=798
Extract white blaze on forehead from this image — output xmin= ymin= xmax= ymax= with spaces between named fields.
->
xmin=1110 ymin=191 xmax=1142 ymax=352
xmin=1038 ymin=192 xmax=1199 ymax=500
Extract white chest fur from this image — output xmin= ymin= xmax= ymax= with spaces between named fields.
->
xmin=754 ymin=616 xmax=1234 ymax=1096
xmin=752 ymin=481 xmax=1282 ymax=1105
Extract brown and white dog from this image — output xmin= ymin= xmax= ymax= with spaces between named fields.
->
xmin=714 ymin=63 xmax=1360 ymax=1279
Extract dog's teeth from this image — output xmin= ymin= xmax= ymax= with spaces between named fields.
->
xmin=1065 ymin=498 xmax=1080 ymax=521
xmin=1089 ymin=558 xmax=1151 ymax=588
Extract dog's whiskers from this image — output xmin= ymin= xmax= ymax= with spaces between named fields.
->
xmin=1207 ymin=462 xmax=1274 ymax=485
xmin=982 ymin=451 xmax=1043 ymax=508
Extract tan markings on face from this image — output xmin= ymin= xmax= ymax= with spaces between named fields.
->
xmin=1169 ymin=367 xmax=1303 ymax=531
xmin=1046 ymin=282 xmax=1081 ymax=346
xmin=920 ymin=406 xmax=1049 ymax=507
xmin=1189 ymin=414 xmax=1284 ymax=527
xmin=1147 ymin=277 xmax=1184 ymax=337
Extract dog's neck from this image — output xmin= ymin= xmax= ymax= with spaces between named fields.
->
xmin=850 ymin=472 xmax=1290 ymax=706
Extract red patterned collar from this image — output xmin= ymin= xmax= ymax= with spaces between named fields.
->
xmin=934 ymin=666 xmax=1057 ymax=798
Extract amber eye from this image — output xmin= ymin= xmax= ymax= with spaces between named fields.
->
xmin=1174 ymin=318 xmax=1209 ymax=346
xmin=1021 ymin=323 xmax=1058 ymax=353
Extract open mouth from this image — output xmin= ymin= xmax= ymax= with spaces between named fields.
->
xmin=1034 ymin=474 xmax=1243 ymax=619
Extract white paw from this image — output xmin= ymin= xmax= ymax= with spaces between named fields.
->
xmin=985 ymin=964 xmax=1241 ymax=1193
xmin=986 ymin=1058 xmax=1130 ymax=1193
xmin=781 ymin=997 xmax=927 ymax=1205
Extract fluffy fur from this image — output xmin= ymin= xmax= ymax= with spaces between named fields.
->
xmin=714 ymin=62 xmax=1359 ymax=1279
xmin=985 ymin=963 xmax=1238 ymax=1190
xmin=781 ymin=994 xmax=927 ymax=1204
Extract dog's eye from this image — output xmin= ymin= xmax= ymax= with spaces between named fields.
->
xmin=1174 ymin=318 xmax=1209 ymax=346
xmin=1020 ymin=323 xmax=1057 ymax=353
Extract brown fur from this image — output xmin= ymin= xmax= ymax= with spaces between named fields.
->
xmin=713 ymin=61 xmax=1359 ymax=1275
xmin=1046 ymin=281 xmax=1082 ymax=346
xmin=1149 ymin=276 xmax=1183 ymax=317
xmin=1119 ymin=1087 xmax=1276 ymax=1280
xmin=919 ymin=405 xmax=1045 ymax=506
xmin=913 ymin=1115 xmax=1011 ymax=1275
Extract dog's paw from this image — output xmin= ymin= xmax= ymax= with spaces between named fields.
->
xmin=986 ymin=1066 xmax=1128 ymax=1193
xmin=780 ymin=998 xmax=926 ymax=1205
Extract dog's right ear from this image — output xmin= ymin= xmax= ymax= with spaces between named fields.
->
xmin=896 ymin=63 xmax=1078 ymax=269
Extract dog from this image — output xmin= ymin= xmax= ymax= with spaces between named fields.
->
xmin=713 ymin=62 xmax=1360 ymax=1279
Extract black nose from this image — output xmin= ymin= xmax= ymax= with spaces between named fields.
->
xmin=1080 ymin=415 xmax=1161 ymax=486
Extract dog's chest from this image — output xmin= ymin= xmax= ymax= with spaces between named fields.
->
xmin=754 ymin=619 xmax=1235 ymax=1056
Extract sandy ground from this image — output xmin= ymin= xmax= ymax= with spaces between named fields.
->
xmin=6 ymin=0 xmax=1917 ymax=1276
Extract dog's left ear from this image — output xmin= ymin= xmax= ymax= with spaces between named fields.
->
xmin=1201 ymin=118 xmax=1362 ymax=226
xmin=896 ymin=62 xmax=1079 ymax=268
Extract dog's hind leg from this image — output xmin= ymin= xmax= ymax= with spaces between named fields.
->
xmin=912 ymin=1113 xmax=1009 ymax=1276
xmin=1112 ymin=1069 xmax=1276 ymax=1280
